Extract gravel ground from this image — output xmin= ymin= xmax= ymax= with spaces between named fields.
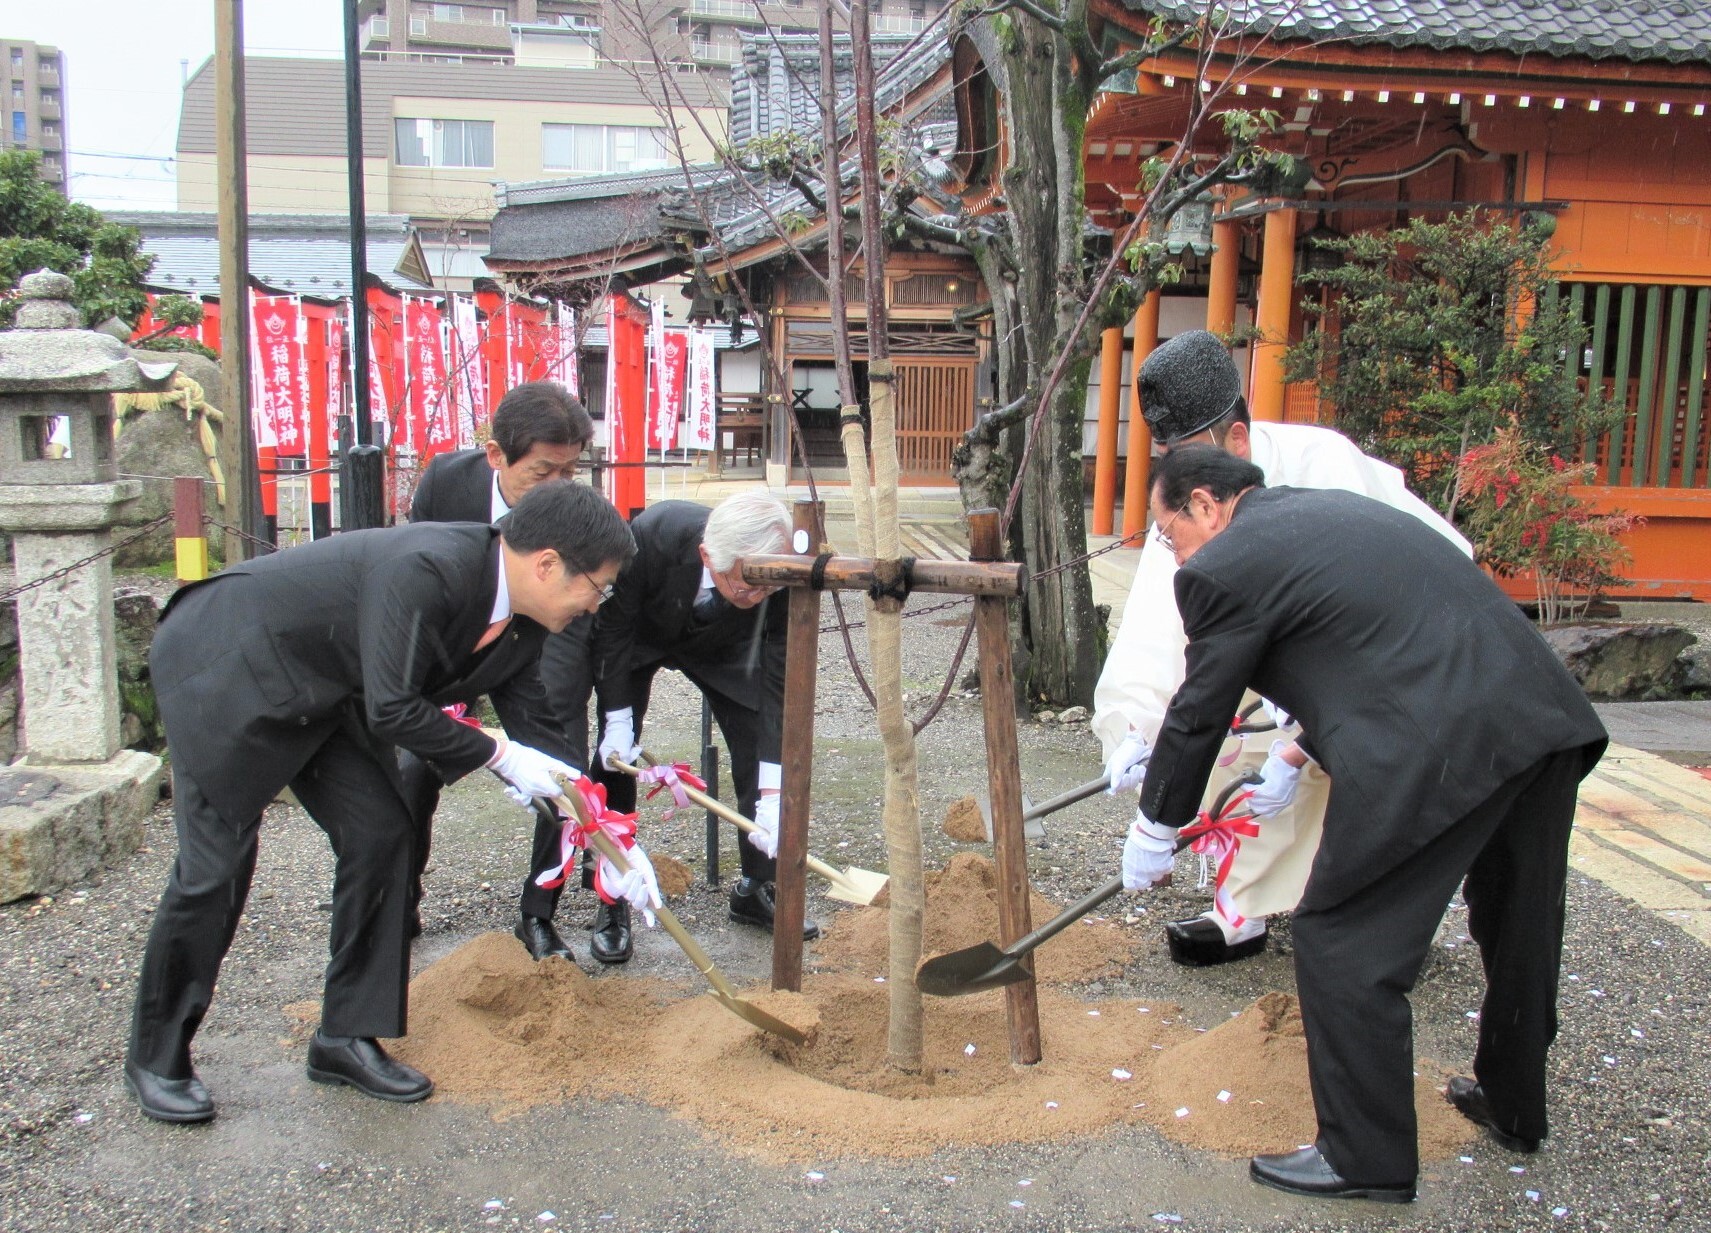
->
xmin=3 ymin=607 xmax=1709 ymax=1232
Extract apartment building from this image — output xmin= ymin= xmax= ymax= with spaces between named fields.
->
xmin=2 ymin=38 xmax=67 ymax=193
xmin=176 ymin=55 xmax=724 ymax=289
xmin=354 ymin=0 xmax=951 ymax=80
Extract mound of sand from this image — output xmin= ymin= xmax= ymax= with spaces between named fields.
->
xmin=1141 ymin=991 xmax=1470 ymax=1158
xmin=652 ymin=853 xmax=694 ymax=899
xmin=379 ymin=906 xmax=1471 ymax=1163
xmin=941 ymin=795 xmax=986 ymax=842
xmin=815 ymin=852 xmax=1130 ymax=986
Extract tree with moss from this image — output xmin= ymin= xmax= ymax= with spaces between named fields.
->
xmin=0 ymin=149 xmax=159 ymax=331
xmin=1285 ymin=210 xmax=1619 ymax=520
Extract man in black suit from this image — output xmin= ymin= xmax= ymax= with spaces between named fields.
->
xmin=1124 ymin=446 xmax=1606 ymax=1202
xmin=407 ymin=381 xmax=600 ymax=963
xmin=126 ymin=482 xmax=641 ymax=1124
xmin=588 ymin=492 xmax=818 ymax=939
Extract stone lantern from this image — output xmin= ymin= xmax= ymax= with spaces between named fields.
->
xmin=0 ymin=270 xmax=171 ymax=900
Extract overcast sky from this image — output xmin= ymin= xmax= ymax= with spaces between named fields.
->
xmin=11 ymin=1 xmax=347 ymax=211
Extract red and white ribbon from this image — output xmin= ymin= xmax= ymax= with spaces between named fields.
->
xmin=634 ymin=761 xmax=707 ymax=819
xmin=1176 ymin=789 xmax=1261 ymax=929
xmin=534 ymin=778 xmax=640 ymax=904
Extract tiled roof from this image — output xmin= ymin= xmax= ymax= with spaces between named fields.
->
xmin=109 ymin=212 xmax=433 ymax=296
xmin=1121 ymin=0 xmax=1711 ymax=65
xmin=487 ymin=31 xmax=957 ymax=270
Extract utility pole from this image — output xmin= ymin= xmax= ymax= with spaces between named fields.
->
xmin=341 ymin=0 xmax=385 ymax=529
xmin=214 ymin=0 xmax=258 ymax=557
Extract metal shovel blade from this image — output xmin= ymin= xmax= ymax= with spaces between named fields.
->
xmin=917 ymin=769 xmax=1265 ymax=997
xmin=976 ymin=773 xmax=1113 ymax=842
xmin=916 ymin=874 xmax=1126 ymax=997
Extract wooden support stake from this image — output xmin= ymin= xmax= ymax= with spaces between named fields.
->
xmin=173 ymin=476 xmax=208 ymax=581
xmin=772 ymin=498 xmax=824 ymax=992
xmin=740 ymin=554 xmax=1024 ymax=596
xmin=967 ymin=508 xmax=1041 ymax=1064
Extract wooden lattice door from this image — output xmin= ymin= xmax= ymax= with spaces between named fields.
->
xmin=893 ymin=359 xmax=974 ymax=482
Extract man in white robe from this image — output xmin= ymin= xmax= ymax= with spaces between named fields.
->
xmin=1095 ymin=330 xmax=1471 ymax=964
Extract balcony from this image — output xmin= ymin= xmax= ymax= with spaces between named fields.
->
xmin=362 ymin=14 xmax=391 ymax=46
xmin=36 ymin=64 xmax=60 ymax=89
xmin=690 ymin=38 xmax=740 ymax=65
xmin=37 ymin=97 xmax=60 ymax=121
xmin=37 ymin=130 xmax=61 ymax=151
xmin=688 ymin=0 xmax=756 ymax=20
xmin=410 ymin=18 xmax=514 ymax=50
xmin=872 ymin=12 xmax=927 ymax=34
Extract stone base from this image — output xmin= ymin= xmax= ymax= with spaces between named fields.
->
xmin=0 ymin=749 xmax=163 ymax=902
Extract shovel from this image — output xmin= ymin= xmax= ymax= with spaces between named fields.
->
xmin=610 ymin=752 xmax=890 ymax=906
xmin=547 ymin=782 xmax=808 ymax=1046
xmin=976 ymin=772 xmax=1112 ymax=842
xmin=915 ymin=770 xmax=1263 ymax=997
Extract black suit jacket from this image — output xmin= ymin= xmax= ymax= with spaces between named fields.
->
xmin=1139 ymin=486 xmax=1607 ymax=911
xmin=410 ymin=448 xmax=494 ymax=525
xmin=150 ymin=523 xmax=564 ymax=823
xmin=591 ymin=500 xmax=787 ymax=762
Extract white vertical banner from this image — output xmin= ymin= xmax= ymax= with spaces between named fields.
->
xmin=452 ymin=293 xmax=482 ymax=448
xmin=685 ymin=327 xmax=716 ymax=451
xmin=556 ymin=304 xmax=579 ymax=399
xmin=602 ymin=297 xmax=617 ymax=463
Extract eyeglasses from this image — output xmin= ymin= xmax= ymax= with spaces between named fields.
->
xmin=580 ymin=571 xmax=616 ymax=605
xmin=1152 ymin=504 xmax=1191 ymax=553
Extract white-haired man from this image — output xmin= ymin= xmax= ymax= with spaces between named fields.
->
xmin=588 ymin=492 xmax=819 ymax=940
xmin=1095 ymin=330 xmax=1472 ymax=966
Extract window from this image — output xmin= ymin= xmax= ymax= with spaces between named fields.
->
xmin=493 ymin=6 xmax=508 ymax=22
xmin=10 ymin=85 xmax=22 ymax=106
xmin=432 ymin=3 xmax=466 ymax=20
xmin=541 ymin=123 xmax=668 ymax=173
xmin=410 ymin=16 xmax=428 ymax=34
xmin=9 ymin=50 xmax=21 ymax=73
xmin=395 ymin=118 xmax=494 ymax=168
xmin=40 ymin=121 xmax=56 ymax=136
xmin=11 ymin=112 xmax=24 ymax=143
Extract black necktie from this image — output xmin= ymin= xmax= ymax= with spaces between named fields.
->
xmin=688 ymin=587 xmax=728 ymax=633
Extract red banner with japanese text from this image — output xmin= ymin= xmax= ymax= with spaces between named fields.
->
xmin=248 ymin=293 xmax=310 ymax=454
xmin=649 ymin=328 xmax=688 ymax=451
xmin=406 ymin=296 xmax=455 ymax=462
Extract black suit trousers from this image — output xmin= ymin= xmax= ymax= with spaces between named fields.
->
xmin=1291 ymin=747 xmax=1583 ymax=1184
xmin=130 ymin=726 xmax=416 ymax=1076
xmin=593 ymin=661 xmax=773 ymax=882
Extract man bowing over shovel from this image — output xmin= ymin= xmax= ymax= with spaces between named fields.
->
xmin=1122 ymin=446 xmax=1605 ymax=1202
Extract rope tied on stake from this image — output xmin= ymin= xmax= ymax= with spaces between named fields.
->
xmin=869 ymin=556 xmax=916 ymax=608
xmin=809 ymin=552 xmax=834 ymax=591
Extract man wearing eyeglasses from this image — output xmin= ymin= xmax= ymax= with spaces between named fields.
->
xmin=1093 ymin=330 xmax=1471 ymax=966
xmin=127 ymin=482 xmax=638 ymax=1123
xmin=1128 ymin=446 xmax=1604 ymax=1201
xmin=404 ymin=382 xmax=601 ymax=964
xmin=585 ymin=491 xmax=821 ymax=941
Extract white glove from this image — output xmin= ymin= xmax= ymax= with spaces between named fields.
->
xmin=488 ymin=739 xmax=581 ymax=807
xmin=1259 ymin=697 xmax=1295 ymax=731
xmin=1104 ymin=730 xmax=1152 ymax=796
xmin=596 ymin=841 xmax=662 ymax=928
xmin=748 ymin=792 xmax=780 ymax=859
xmin=1122 ymin=813 xmax=1178 ymax=889
xmin=1248 ymin=739 xmax=1303 ymax=817
xmin=598 ymin=707 xmax=641 ymax=771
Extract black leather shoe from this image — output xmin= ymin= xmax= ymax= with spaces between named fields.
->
xmin=1446 ymin=1076 xmax=1541 ymax=1152
xmin=124 ymin=1060 xmax=214 ymax=1124
xmin=1249 ymin=1146 xmax=1415 ymax=1203
xmin=306 ymin=1033 xmax=433 ymax=1103
xmin=1165 ymin=915 xmax=1267 ymax=966
xmin=588 ymin=900 xmax=633 ymax=965
xmin=513 ymin=913 xmax=573 ymax=961
xmin=729 ymin=877 xmax=820 ymax=939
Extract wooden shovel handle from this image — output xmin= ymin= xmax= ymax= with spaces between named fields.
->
xmin=551 ymin=786 xmax=741 ymax=1001
xmin=616 ymin=753 xmax=854 ymax=890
